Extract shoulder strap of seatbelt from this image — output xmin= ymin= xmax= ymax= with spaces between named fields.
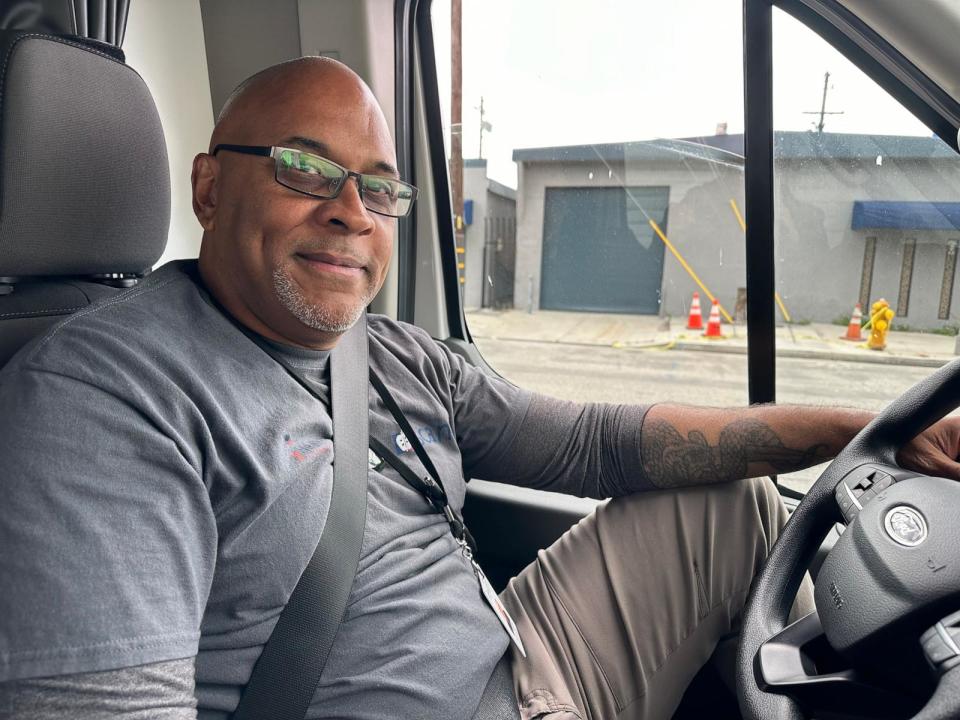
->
xmin=231 ymin=314 xmax=369 ymax=720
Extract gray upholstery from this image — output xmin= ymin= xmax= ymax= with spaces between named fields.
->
xmin=0 ymin=32 xmax=169 ymax=276
xmin=0 ymin=278 xmax=118 ymax=366
xmin=473 ymin=655 xmax=522 ymax=720
xmin=0 ymin=30 xmax=170 ymax=368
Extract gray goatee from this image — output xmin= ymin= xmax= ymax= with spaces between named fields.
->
xmin=272 ymin=266 xmax=372 ymax=333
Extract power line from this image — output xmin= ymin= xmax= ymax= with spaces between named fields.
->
xmin=478 ymin=96 xmax=492 ymax=159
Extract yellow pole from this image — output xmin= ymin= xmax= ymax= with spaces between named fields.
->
xmin=729 ymin=198 xmax=792 ymax=323
xmin=774 ymin=293 xmax=792 ymax=323
xmin=648 ymin=218 xmax=734 ymax=324
xmin=729 ymin=198 xmax=747 ymax=231
xmin=861 ymin=307 xmax=888 ymax=331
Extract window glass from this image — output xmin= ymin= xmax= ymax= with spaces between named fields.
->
xmin=431 ymin=0 xmax=749 ymax=407
xmin=772 ymin=8 xmax=960 ymax=492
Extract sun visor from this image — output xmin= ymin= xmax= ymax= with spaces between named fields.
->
xmin=0 ymin=31 xmax=169 ymax=278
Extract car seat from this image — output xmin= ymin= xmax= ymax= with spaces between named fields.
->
xmin=0 ymin=28 xmax=168 ymax=368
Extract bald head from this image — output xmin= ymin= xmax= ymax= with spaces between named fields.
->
xmin=210 ymin=56 xmax=386 ymax=152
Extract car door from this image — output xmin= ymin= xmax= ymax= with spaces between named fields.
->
xmin=2 ymin=1 xmax=959 ymax=718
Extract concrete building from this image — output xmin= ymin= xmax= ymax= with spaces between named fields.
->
xmin=512 ymin=132 xmax=960 ymax=329
xmin=462 ymin=159 xmax=517 ymax=310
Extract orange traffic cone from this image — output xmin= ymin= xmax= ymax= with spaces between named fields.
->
xmin=704 ymin=299 xmax=724 ymax=338
xmin=687 ymin=292 xmax=703 ymax=330
xmin=841 ymin=303 xmax=863 ymax=341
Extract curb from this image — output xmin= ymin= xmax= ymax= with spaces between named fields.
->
xmin=470 ymin=333 xmax=954 ymax=369
xmin=472 ymin=335 xmax=671 ymax=351
xmin=671 ymin=341 xmax=950 ymax=368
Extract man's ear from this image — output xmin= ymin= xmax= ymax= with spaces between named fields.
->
xmin=192 ymin=153 xmax=219 ymax=230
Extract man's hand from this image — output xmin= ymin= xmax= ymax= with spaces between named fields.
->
xmin=896 ymin=416 xmax=960 ymax=480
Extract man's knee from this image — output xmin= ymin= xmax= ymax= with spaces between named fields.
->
xmin=741 ymin=475 xmax=790 ymax=549
xmin=725 ymin=476 xmax=815 ymax=620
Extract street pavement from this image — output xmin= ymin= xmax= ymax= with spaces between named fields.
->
xmin=465 ymin=308 xmax=959 ymax=368
xmin=465 ymin=309 xmax=955 ymax=492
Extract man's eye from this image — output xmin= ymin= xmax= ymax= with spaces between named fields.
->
xmin=298 ymin=159 xmax=325 ymax=175
xmin=364 ymin=178 xmax=397 ymax=197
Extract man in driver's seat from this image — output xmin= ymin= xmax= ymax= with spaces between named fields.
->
xmin=2 ymin=57 xmax=959 ymax=720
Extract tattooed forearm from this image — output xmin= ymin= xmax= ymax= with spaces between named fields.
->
xmin=640 ymin=418 xmax=830 ymax=488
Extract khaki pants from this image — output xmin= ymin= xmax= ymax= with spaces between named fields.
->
xmin=499 ymin=477 xmax=815 ymax=720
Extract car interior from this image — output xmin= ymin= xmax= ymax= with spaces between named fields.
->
xmin=2 ymin=0 xmax=960 ymax=718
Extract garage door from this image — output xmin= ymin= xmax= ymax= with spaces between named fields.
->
xmin=540 ymin=186 xmax=668 ymax=313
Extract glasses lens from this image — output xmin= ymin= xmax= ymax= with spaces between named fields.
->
xmin=277 ymin=149 xmax=345 ymax=197
xmin=360 ymin=176 xmax=415 ymax=217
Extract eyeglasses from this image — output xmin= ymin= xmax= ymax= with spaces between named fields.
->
xmin=211 ymin=144 xmax=418 ymax=218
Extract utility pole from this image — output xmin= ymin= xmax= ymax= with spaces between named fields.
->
xmin=803 ymin=71 xmax=843 ymax=133
xmin=450 ymin=0 xmax=466 ymax=290
xmin=450 ymin=0 xmax=465 ymax=285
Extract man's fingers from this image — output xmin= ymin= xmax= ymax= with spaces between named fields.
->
xmin=932 ymin=459 xmax=960 ymax=481
xmin=901 ymin=451 xmax=960 ymax=481
xmin=896 ymin=427 xmax=960 ymax=479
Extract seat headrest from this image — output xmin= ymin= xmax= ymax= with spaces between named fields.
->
xmin=0 ymin=31 xmax=170 ymax=278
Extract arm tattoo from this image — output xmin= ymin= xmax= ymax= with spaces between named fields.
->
xmin=640 ymin=418 xmax=829 ymax=488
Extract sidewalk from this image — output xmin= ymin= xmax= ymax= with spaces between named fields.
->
xmin=464 ymin=309 xmax=958 ymax=368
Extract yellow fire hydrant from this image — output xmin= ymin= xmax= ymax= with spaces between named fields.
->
xmin=867 ymin=298 xmax=895 ymax=351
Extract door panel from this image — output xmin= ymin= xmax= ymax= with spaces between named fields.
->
xmin=540 ymin=186 xmax=668 ymax=314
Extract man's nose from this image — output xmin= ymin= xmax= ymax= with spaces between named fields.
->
xmin=317 ymin=175 xmax=375 ymax=233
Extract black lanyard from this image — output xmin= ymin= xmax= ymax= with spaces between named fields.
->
xmin=239 ymin=324 xmax=476 ymax=555
xmin=367 ymin=371 xmax=476 ymax=553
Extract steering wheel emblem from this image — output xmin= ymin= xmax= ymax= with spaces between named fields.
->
xmin=883 ymin=506 xmax=928 ymax=547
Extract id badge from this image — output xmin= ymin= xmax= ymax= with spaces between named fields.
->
xmin=473 ymin=561 xmax=526 ymax=658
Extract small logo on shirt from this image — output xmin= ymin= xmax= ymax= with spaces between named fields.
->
xmin=393 ymin=425 xmax=454 ymax=454
xmin=394 ymin=431 xmax=413 ymax=454
xmin=284 ymin=434 xmax=330 ymax=463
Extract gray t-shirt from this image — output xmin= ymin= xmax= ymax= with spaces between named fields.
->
xmin=0 ymin=260 xmax=651 ymax=718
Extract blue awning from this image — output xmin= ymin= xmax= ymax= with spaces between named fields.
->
xmin=852 ymin=201 xmax=960 ymax=231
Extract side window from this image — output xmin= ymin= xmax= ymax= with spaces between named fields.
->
xmin=431 ymin=1 xmax=748 ymax=406
xmin=772 ymin=9 xmax=960 ymax=492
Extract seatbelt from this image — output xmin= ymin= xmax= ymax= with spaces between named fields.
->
xmin=221 ymin=308 xmax=520 ymax=717
xmin=231 ymin=314 xmax=369 ymax=720
xmin=245 ymin=348 xmax=476 ymax=556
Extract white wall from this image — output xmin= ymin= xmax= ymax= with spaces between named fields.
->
xmin=297 ymin=0 xmax=395 ymax=138
xmin=123 ymin=0 xmax=215 ymax=264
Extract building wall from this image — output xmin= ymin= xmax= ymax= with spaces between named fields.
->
xmin=515 ymin=158 xmax=745 ymax=316
xmin=487 ymin=191 xmax=516 ymax=221
xmin=517 ymin=154 xmax=960 ymax=328
xmin=774 ymin=157 xmax=960 ymax=328
xmin=463 ymin=162 xmax=517 ymax=310
xmin=463 ymin=163 xmax=490 ymax=309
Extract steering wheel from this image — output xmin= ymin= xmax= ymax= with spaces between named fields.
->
xmin=736 ymin=359 xmax=960 ymax=720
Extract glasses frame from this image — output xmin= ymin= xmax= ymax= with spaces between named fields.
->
xmin=211 ymin=143 xmax=418 ymax=218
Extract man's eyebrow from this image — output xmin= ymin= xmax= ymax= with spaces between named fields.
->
xmin=371 ymin=160 xmax=401 ymax=179
xmin=281 ymin=136 xmax=400 ymax=179
xmin=282 ymin=135 xmax=330 ymax=155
